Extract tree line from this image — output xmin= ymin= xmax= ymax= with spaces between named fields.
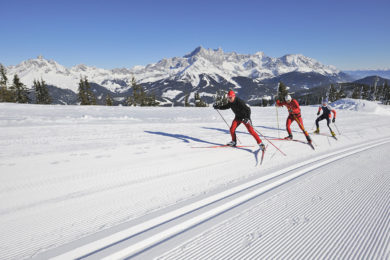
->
xmin=294 ymin=80 xmax=390 ymax=106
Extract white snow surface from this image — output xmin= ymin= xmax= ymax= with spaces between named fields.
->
xmin=0 ymin=98 xmax=389 ymax=259
xmin=332 ymin=98 xmax=390 ymax=115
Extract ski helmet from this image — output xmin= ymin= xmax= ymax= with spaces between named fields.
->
xmin=323 ymin=98 xmax=328 ymax=104
xmin=285 ymin=94 xmax=292 ymax=102
xmin=227 ymin=90 xmax=236 ymax=98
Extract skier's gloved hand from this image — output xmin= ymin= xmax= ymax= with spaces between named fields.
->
xmin=213 ymin=104 xmax=219 ymax=109
xmin=332 ymin=118 xmax=336 ymax=123
xmin=317 ymin=111 xmax=320 ymax=115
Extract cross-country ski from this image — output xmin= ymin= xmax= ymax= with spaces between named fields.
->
xmin=191 ymin=145 xmax=255 ymax=148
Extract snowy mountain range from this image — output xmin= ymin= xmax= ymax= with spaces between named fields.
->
xmin=344 ymin=69 xmax=390 ymax=80
xmin=5 ymin=47 xmax=354 ymax=105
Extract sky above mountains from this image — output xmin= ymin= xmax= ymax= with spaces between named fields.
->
xmin=1 ymin=0 xmax=389 ymax=70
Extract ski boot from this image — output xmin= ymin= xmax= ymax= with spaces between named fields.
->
xmin=226 ymin=141 xmax=236 ymax=147
xmin=331 ymin=131 xmax=336 ymax=137
xmin=306 ymin=135 xmax=312 ymax=143
xmin=314 ymin=128 xmax=320 ymax=134
xmin=259 ymin=142 xmax=266 ymax=151
xmin=284 ymin=134 xmax=293 ymax=140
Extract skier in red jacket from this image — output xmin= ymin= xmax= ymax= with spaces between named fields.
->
xmin=276 ymin=95 xmax=312 ymax=143
xmin=214 ymin=90 xmax=266 ymax=151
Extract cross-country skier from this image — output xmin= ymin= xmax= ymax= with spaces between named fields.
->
xmin=213 ymin=90 xmax=266 ymax=151
xmin=276 ymin=94 xmax=312 ymax=143
xmin=314 ymin=98 xmax=336 ymax=136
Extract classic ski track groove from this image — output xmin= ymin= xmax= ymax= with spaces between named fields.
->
xmin=48 ymin=136 xmax=390 ymax=259
xmin=160 ymin=143 xmax=389 ymax=259
xmin=107 ymin=138 xmax=390 ymax=259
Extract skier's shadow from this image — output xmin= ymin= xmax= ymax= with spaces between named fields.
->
xmin=144 ymin=131 xmax=219 ymax=146
xmin=145 ymin=130 xmax=259 ymax=164
xmin=201 ymin=127 xmax=249 ymax=136
xmin=202 ymin=126 xmax=275 ymax=141
xmin=254 ymin=125 xmax=301 ymax=134
xmin=201 ymin=127 xmax=262 ymax=164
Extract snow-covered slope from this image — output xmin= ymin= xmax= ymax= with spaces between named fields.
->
xmin=0 ymin=99 xmax=389 ymax=259
xmin=344 ymin=69 xmax=390 ymax=80
xmin=6 ymin=56 xmax=133 ymax=93
xmin=331 ymin=98 xmax=390 ymax=115
xmin=5 ymin=47 xmax=344 ymax=93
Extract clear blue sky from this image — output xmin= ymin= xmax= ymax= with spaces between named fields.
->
xmin=1 ymin=0 xmax=389 ymax=70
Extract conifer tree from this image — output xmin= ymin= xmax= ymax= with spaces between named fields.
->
xmin=0 ymin=64 xmax=7 ymax=87
xmin=78 ymin=78 xmax=88 ymax=105
xmin=277 ymin=82 xmax=289 ymax=101
xmin=78 ymin=77 xmax=96 ymax=105
xmin=34 ymin=78 xmax=51 ymax=104
xmin=214 ymin=90 xmax=228 ymax=106
xmin=84 ymin=78 xmax=96 ymax=105
xmin=352 ymin=86 xmax=361 ymax=99
xmin=384 ymin=80 xmax=390 ymax=105
xmin=262 ymin=97 xmax=269 ymax=107
xmin=127 ymin=77 xmax=142 ymax=106
xmin=105 ymin=94 xmax=113 ymax=106
xmin=361 ymin=85 xmax=370 ymax=100
xmin=375 ymin=84 xmax=384 ymax=102
xmin=328 ymin=84 xmax=337 ymax=102
xmin=13 ymin=74 xmax=29 ymax=103
xmin=147 ymin=93 xmax=159 ymax=106
xmin=0 ymin=64 xmax=13 ymax=102
xmin=126 ymin=76 xmax=159 ymax=106
xmin=336 ymin=85 xmax=346 ymax=100
xmin=194 ymin=92 xmax=207 ymax=107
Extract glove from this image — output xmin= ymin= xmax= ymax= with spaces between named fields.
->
xmin=213 ymin=104 xmax=219 ymax=109
xmin=317 ymin=112 xmax=320 ymax=116
xmin=332 ymin=118 xmax=336 ymax=123
xmin=242 ymin=118 xmax=250 ymax=124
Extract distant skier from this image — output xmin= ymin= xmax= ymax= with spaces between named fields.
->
xmin=314 ymin=98 xmax=336 ymax=137
xmin=213 ymin=90 xmax=265 ymax=151
xmin=276 ymin=95 xmax=312 ymax=143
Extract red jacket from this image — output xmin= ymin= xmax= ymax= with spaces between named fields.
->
xmin=276 ymin=99 xmax=301 ymax=115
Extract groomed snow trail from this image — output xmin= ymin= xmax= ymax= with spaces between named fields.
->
xmin=156 ymin=142 xmax=390 ymax=260
xmin=0 ymin=101 xmax=389 ymax=259
xmin=47 ymin=138 xmax=390 ymax=259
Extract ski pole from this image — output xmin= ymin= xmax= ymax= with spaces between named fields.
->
xmin=275 ymin=83 xmax=280 ymax=138
xmin=215 ymin=109 xmax=242 ymax=144
xmin=253 ymin=127 xmax=287 ymax=156
xmin=334 ymin=122 xmax=341 ymax=135
xmin=275 ymin=105 xmax=280 ymax=138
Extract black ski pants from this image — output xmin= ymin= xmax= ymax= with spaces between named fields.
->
xmin=316 ymin=114 xmax=332 ymax=130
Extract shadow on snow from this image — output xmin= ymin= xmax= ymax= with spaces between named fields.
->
xmin=144 ymin=130 xmax=261 ymax=166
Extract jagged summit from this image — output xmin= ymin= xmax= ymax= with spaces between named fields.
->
xmin=4 ymin=47 xmax=350 ymax=104
xmin=184 ymin=46 xmax=224 ymax=58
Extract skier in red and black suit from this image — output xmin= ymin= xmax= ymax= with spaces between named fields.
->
xmin=314 ymin=98 xmax=337 ymax=136
xmin=213 ymin=90 xmax=265 ymax=151
xmin=276 ymin=94 xmax=312 ymax=143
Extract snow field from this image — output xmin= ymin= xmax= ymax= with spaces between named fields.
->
xmin=0 ymin=99 xmax=389 ymax=259
xmin=158 ymin=142 xmax=390 ymax=259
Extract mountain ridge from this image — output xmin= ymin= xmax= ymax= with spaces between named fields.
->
xmin=3 ymin=47 xmax=354 ymax=105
